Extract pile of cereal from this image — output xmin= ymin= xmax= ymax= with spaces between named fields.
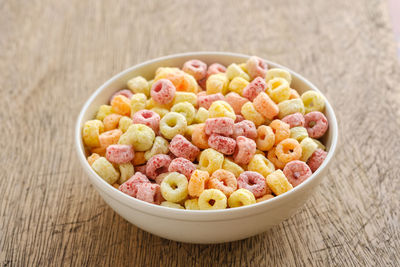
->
xmin=82 ymin=57 xmax=329 ymax=210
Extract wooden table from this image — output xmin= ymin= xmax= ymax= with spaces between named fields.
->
xmin=1 ymin=0 xmax=399 ymax=266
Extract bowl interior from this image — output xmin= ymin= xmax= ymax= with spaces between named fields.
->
xmin=75 ymin=52 xmax=338 ymax=219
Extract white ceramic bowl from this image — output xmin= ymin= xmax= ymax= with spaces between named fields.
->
xmin=75 ymin=52 xmax=338 ymax=244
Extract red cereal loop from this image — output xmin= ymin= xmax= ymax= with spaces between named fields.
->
xmin=307 ymin=149 xmax=327 ymax=172
xmin=110 ymin=89 xmax=133 ymax=103
xmin=282 ymin=112 xmax=305 ymax=128
xmin=136 ymin=183 xmax=163 ymax=204
xmin=151 ymin=79 xmax=176 ymax=104
xmin=106 ymin=144 xmax=135 ymax=164
xmin=131 ymin=109 xmax=161 ymax=132
xmin=182 ymin=59 xmax=207 ymax=81
xmin=207 ymin=169 xmax=237 ymax=197
xmin=304 ymin=111 xmax=328 ymax=138
xmin=234 ymin=114 xmax=245 ymax=123
xmin=224 ymin=92 xmax=249 ymax=114
xmin=168 ymin=157 xmax=197 ymax=179
xmin=146 ymin=154 xmax=172 ymax=180
xmin=204 ymin=117 xmax=234 ymax=136
xmin=119 ymin=172 xmax=150 ymax=197
xmin=169 ymin=135 xmax=200 ymax=161
xmin=233 ymin=136 xmax=257 ymax=165
xmin=197 ymin=93 xmax=224 ymax=109
xmin=247 ymin=56 xmax=268 ymax=79
xmin=242 ymin=77 xmax=267 ymax=101
xmin=233 ymin=120 xmax=257 ymax=139
xmin=283 ymin=160 xmax=312 ymax=187
xmin=207 ymin=63 xmax=227 ymax=77
xmin=208 ymin=134 xmax=236 ymax=155
xmin=237 ymin=171 xmax=271 ymax=197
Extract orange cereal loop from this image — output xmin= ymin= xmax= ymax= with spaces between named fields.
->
xmin=269 ymin=119 xmax=290 ymax=145
xmin=256 ymin=194 xmax=274 ymax=203
xmin=99 ymin=129 xmax=123 ymax=148
xmin=111 ymin=95 xmax=131 ymax=116
xmin=267 ymin=148 xmax=286 ymax=169
xmin=112 ymin=183 xmax=120 ymax=189
xmin=87 ymin=153 xmax=100 ymax=166
xmin=91 ymin=146 xmax=106 ymax=157
xmin=256 ymin=125 xmax=275 ymax=151
xmin=289 ymin=89 xmax=300 ymax=99
xmin=192 ymin=123 xmax=209 ymax=149
xmin=207 ymin=169 xmax=237 ymax=197
xmin=132 ymin=151 xmax=146 ymax=166
xmin=103 ymin=114 xmax=122 ymax=131
xmin=253 ymin=92 xmax=279 ymax=120
xmin=188 ymin=170 xmax=209 ymax=197
xmin=275 ymin=138 xmax=302 ymax=163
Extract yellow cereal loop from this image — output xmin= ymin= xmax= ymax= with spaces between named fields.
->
xmin=184 ymin=199 xmax=200 ymax=210
xmin=151 ymin=107 xmax=169 ymax=118
xmin=239 ymin=63 xmax=248 ymax=73
xmin=265 ymin=68 xmax=292 ymax=85
xmin=91 ymin=157 xmax=120 ymax=184
xmin=300 ymin=137 xmax=318 ymax=161
xmin=83 ymin=120 xmax=104 ymax=147
xmin=171 ymin=101 xmax=196 ymax=125
xmin=161 ymin=201 xmax=185 ymax=209
xmin=199 ymin=148 xmax=224 ymax=175
xmin=226 ymin=63 xmax=250 ymax=81
xmin=198 ymin=189 xmax=227 ymax=210
xmin=206 ymin=73 xmax=229 ymax=95
xmin=222 ymin=158 xmax=244 ymax=177
xmin=228 ymin=77 xmax=249 ymax=95
xmin=247 ymin=154 xmax=275 ymax=177
xmin=144 ymin=136 xmax=169 ymax=160
xmin=267 ymin=77 xmax=290 ymax=103
xmin=290 ymin=127 xmax=309 ymax=142
xmin=118 ymin=124 xmax=155 ymax=151
xmin=118 ymin=162 xmax=134 ymax=184
xmin=96 ymin=105 xmax=112 ymax=121
xmin=127 ymin=76 xmax=150 ymax=97
xmin=311 ymin=138 xmax=326 ymax=150
xmin=301 ymin=90 xmax=325 ymax=113
xmin=87 ymin=153 xmax=100 ymax=166
xmin=228 ymin=188 xmax=256 ymax=208
xmin=146 ymin=98 xmax=173 ymax=110
xmin=173 ymin=92 xmax=197 ymax=106
xmin=161 ymin=172 xmax=189 ymax=203
xmin=266 ymin=170 xmax=293 ymax=195
xmin=130 ymin=93 xmax=147 ymax=114
xmin=241 ymin=102 xmax=265 ymax=127
xmin=208 ymin=100 xmax=236 ymax=121
xmin=118 ymin=116 xmax=133 ymax=133
xmin=159 ymin=112 xmax=187 ymax=140
xmin=194 ymin=107 xmax=209 ymax=123
xmin=277 ymin=99 xmax=305 ymax=119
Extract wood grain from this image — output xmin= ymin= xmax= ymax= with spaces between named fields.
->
xmin=1 ymin=0 xmax=399 ymax=266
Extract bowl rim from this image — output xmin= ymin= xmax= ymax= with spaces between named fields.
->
xmin=75 ymin=51 xmax=338 ymax=221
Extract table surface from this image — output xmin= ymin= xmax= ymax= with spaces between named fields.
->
xmin=1 ymin=0 xmax=400 ymax=266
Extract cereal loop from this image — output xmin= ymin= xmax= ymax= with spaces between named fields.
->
xmin=269 ymin=119 xmax=290 ymax=145
xmin=207 ymin=63 xmax=227 ymax=76
xmin=198 ymin=189 xmax=227 ymax=210
xmin=242 ymin=77 xmax=267 ymax=101
xmin=188 ymin=169 xmax=209 ymax=197
xmin=282 ymin=112 xmax=305 ymax=128
xmin=256 ymin=125 xmax=275 ymax=151
xmin=106 ymin=144 xmax=135 ymax=164
xmin=119 ymin=172 xmax=150 ymax=197
xmin=199 ymin=148 xmax=224 ymax=174
xmin=146 ymin=154 xmax=172 ymax=180
xmin=246 ymin=56 xmax=268 ymax=79
xmin=237 ymin=171 xmax=269 ymax=198
xmin=169 ymin=134 xmax=200 ymax=161
xmin=266 ymin=170 xmax=293 ymax=195
xmin=208 ymin=134 xmax=236 ymax=155
xmin=275 ymin=138 xmax=302 ymax=163
xmin=191 ymin=123 xmax=209 ymax=149
xmin=253 ymin=92 xmax=279 ymax=120
xmin=307 ymin=148 xmax=327 ymax=172
xmin=168 ymin=157 xmax=197 ymax=179
xmin=233 ymin=136 xmax=257 ymax=165
xmin=304 ymin=111 xmax=328 ymax=138
xmin=160 ymin=172 xmax=188 ymax=202
xmin=208 ymin=169 xmax=238 ymax=197
xmin=228 ymin=189 xmax=256 ymax=208
xmin=233 ymin=120 xmax=257 ymax=139
xmin=283 ymin=160 xmax=312 ymax=187
xmin=151 ymin=79 xmax=176 ymax=105
xmin=111 ymin=95 xmax=131 ymax=116
xmin=182 ymin=59 xmax=207 ymax=81
xmin=131 ymin=110 xmax=160 ymax=133
xmin=159 ymin=112 xmax=187 ymax=140
xmin=205 ymin=117 xmax=234 ymax=136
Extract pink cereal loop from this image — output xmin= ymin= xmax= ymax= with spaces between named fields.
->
xmin=205 ymin=117 xmax=234 ymax=136
xmin=136 ymin=183 xmax=163 ymax=204
xmin=237 ymin=171 xmax=271 ymax=197
xmin=208 ymin=134 xmax=236 ymax=155
xmin=168 ymin=157 xmax=197 ymax=179
xmin=207 ymin=63 xmax=227 ymax=77
xmin=282 ymin=113 xmax=305 ymax=128
xmin=242 ymin=77 xmax=267 ymax=101
xmin=246 ymin=56 xmax=268 ymax=79
xmin=197 ymin=93 xmax=225 ymax=109
xmin=151 ymin=79 xmax=176 ymax=104
xmin=304 ymin=111 xmax=328 ymax=138
xmin=182 ymin=59 xmax=207 ymax=81
xmin=105 ymin=144 xmax=135 ymax=164
xmin=119 ymin=172 xmax=150 ymax=197
xmin=233 ymin=136 xmax=257 ymax=165
xmin=146 ymin=154 xmax=172 ymax=180
xmin=131 ymin=109 xmax=161 ymax=132
xmin=169 ymin=134 xmax=200 ymax=161
xmin=224 ymin=92 xmax=249 ymax=115
xmin=110 ymin=89 xmax=133 ymax=103
xmin=307 ymin=148 xmax=327 ymax=172
xmin=233 ymin=120 xmax=257 ymax=139
xmin=283 ymin=160 xmax=312 ymax=187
